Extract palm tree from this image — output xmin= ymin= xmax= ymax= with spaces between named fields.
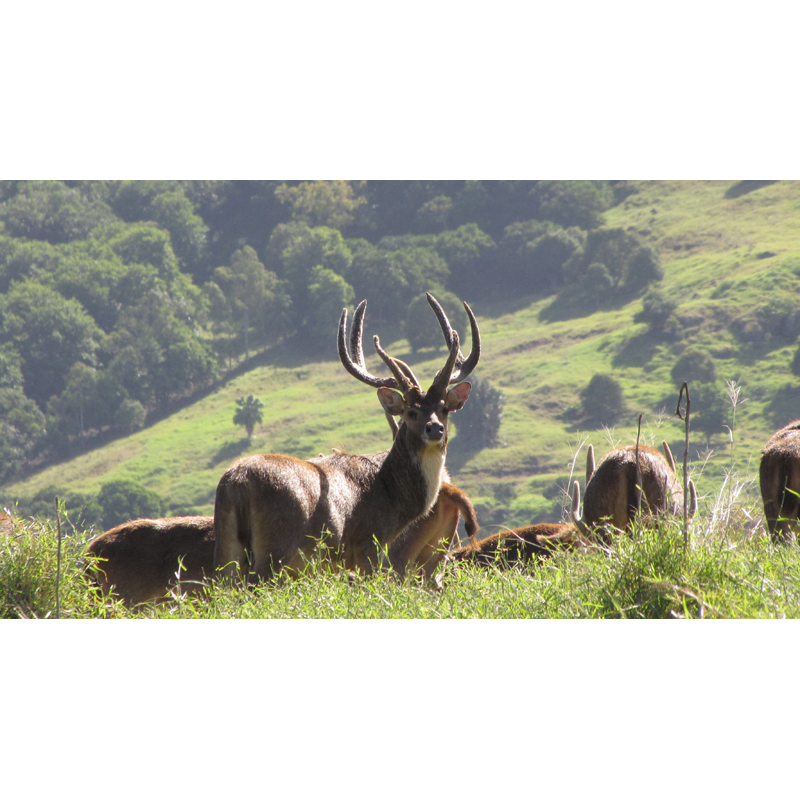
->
xmin=233 ymin=394 xmax=264 ymax=439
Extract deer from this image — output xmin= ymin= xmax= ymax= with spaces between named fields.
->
xmin=444 ymin=483 xmax=592 ymax=571
xmin=84 ymin=516 xmax=215 ymax=607
xmin=213 ymin=292 xmax=480 ymax=581
xmin=570 ymin=441 xmax=697 ymax=543
xmin=759 ymin=420 xmax=800 ymax=544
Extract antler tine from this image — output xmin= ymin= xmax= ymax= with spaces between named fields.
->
xmin=430 ymin=329 xmax=461 ymax=396
xmin=426 ymin=293 xmax=481 ymax=383
xmin=373 ymin=335 xmax=416 ymax=394
xmin=348 ymin=301 xmax=422 ymax=389
xmin=338 ymin=303 xmax=399 ymax=389
xmin=350 ymin=298 xmax=367 ymax=370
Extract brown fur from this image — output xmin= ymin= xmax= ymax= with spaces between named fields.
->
xmin=446 ymin=522 xmax=592 ymax=569
xmin=760 ymin=420 xmax=800 ymax=544
xmin=0 ymin=512 xmax=13 ymax=536
xmin=388 ymin=480 xmax=479 ymax=580
xmin=85 ymin=516 xmax=215 ymax=606
xmin=213 ymin=296 xmax=477 ymax=581
xmin=575 ymin=442 xmax=693 ymax=543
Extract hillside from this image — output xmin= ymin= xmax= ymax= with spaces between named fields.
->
xmin=4 ymin=180 xmax=799 ymax=536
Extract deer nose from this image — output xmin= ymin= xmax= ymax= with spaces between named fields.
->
xmin=425 ymin=420 xmax=445 ymax=441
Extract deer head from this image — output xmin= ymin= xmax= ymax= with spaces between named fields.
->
xmin=338 ymin=293 xmax=479 ymax=453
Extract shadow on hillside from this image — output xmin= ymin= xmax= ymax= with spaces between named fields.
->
xmin=724 ymin=180 xmax=778 ymax=199
xmin=208 ymin=438 xmax=253 ymax=470
xmin=612 ymin=331 xmax=662 ymax=369
xmin=764 ymin=384 xmax=800 ymax=430
xmin=538 ymin=290 xmax=635 ymax=323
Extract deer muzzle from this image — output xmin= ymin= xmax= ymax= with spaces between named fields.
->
xmin=424 ymin=420 xmax=445 ymax=443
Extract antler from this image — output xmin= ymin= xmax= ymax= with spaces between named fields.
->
xmin=339 ymin=295 xmax=473 ymax=399
xmin=338 ymin=301 xmax=399 ymax=389
xmin=339 ymin=300 xmax=422 ymax=393
xmin=426 ymin=292 xmax=480 ymax=383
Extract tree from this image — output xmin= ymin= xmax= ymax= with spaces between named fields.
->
xmin=346 ymin=239 xmax=448 ymax=327
xmin=233 ymin=395 xmax=265 ymax=439
xmin=634 ymin=290 xmax=680 ymax=337
xmin=580 ymin=374 xmax=626 ymax=426
xmin=0 ymin=180 xmax=113 ymax=244
xmin=0 ymin=280 xmax=102 ymax=409
xmin=671 ymin=348 xmax=717 ymax=387
xmin=404 ymin=290 xmax=467 ymax=353
xmin=275 ymin=181 xmax=367 ymax=230
xmin=97 ymin=479 xmax=164 ymax=529
xmin=305 ymin=266 xmax=355 ymax=348
xmin=450 ymin=375 xmax=505 ymax=451
xmin=528 ymin=181 xmax=613 ymax=230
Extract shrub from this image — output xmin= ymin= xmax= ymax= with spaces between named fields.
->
xmin=671 ymin=348 xmax=717 ymax=387
xmin=580 ymin=374 xmax=625 ymax=425
xmin=450 ymin=374 xmax=505 ymax=451
xmin=96 ymin=480 xmax=163 ymax=529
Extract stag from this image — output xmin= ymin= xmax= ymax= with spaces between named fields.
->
xmin=85 ymin=516 xmax=215 ymax=606
xmin=760 ymin=420 xmax=800 ymax=544
xmin=213 ymin=293 xmax=479 ymax=580
xmin=570 ymin=441 xmax=697 ymax=543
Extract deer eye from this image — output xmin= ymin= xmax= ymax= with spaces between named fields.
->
xmin=407 ymin=409 xmax=419 ymax=421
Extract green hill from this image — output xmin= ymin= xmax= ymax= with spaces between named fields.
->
xmin=4 ymin=180 xmax=799 ymax=536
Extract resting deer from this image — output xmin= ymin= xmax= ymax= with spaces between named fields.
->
xmin=760 ymin=420 xmax=800 ymax=544
xmin=213 ymin=293 xmax=479 ymax=581
xmin=84 ymin=516 xmax=215 ymax=607
xmin=445 ymin=484 xmax=592 ymax=570
xmin=570 ymin=441 xmax=697 ymax=543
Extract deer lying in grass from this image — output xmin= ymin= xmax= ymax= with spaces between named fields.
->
xmin=213 ymin=293 xmax=479 ymax=581
xmin=84 ymin=516 xmax=215 ymax=607
xmin=444 ymin=484 xmax=592 ymax=570
xmin=570 ymin=441 xmax=697 ymax=543
xmin=760 ymin=420 xmax=800 ymax=544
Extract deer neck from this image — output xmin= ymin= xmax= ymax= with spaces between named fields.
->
xmin=380 ymin=427 xmax=447 ymax=524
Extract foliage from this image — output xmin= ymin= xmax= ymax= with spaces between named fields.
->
xmin=450 ymin=374 xmax=505 ymax=451
xmin=305 ymin=266 xmax=355 ymax=348
xmin=0 ymin=279 xmax=102 ymax=408
xmin=0 ymin=180 xmax=113 ymax=244
xmin=96 ymin=479 xmax=164 ymax=529
xmin=404 ymin=290 xmax=467 ymax=353
xmin=580 ymin=373 xmax=626 ymax=425
xmin=233 ymin=395 xmax=265 ymax=439
xmin=671 ymin=347 xmax=717 ymax=387
xmin=634 ymin=289 xmax=681 ymax=337
xmin=563 ymin=228 xmax=663 ymax=308
xmin=528 ymin=180 xmax=613 ymax=230
xmin=276 ymin=180 xmax=367 ymax=229
xmin=346 ymin=239 xmax=448 ymax=326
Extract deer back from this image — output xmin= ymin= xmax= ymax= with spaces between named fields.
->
xmin=760 ymin=420 xmax=800 ymax=543
xmin=85 ymin=516 xmax=215 ymax=606
xmin=446 ymin=521 xmax=591 ymax=570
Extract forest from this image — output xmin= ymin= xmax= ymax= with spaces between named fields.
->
xmin=0 ymin=179 xmax=662 ymax=498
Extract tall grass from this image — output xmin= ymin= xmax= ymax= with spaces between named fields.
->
xmin=3 ymin=492 xmax=799 ymax=619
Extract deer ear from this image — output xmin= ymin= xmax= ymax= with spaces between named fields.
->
xmin=444 ymin=381 xmax=471 ymax=412
xmin=377 ymin=387 xmax=405 ymax=416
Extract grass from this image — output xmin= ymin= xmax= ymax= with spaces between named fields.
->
xmin=3 ymin=474 xmax=799 ymax=619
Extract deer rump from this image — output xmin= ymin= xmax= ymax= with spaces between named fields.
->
xmin=581 ymin=444 xmax=684 ymax=541
xmin=85 ymin=516 xmax=215 ymax=607
xmin=760 ymin=420 xmax=800 ymax=544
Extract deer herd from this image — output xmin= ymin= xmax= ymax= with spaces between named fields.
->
xmin=81 ymin=293 xmax=800 ymax=607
